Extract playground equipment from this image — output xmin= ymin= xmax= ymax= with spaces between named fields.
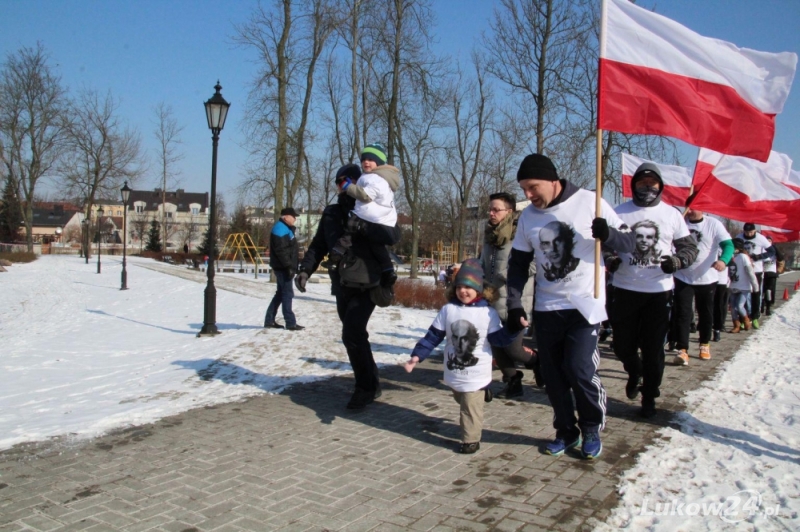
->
xmin=217 ymin=232 xmax=266 ymax=278
xmin=433 ymin=240 xmax=459 ymax=270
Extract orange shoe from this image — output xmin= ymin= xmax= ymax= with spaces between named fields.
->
xmin=673 ymin=349 xmax=689 ymax=366
xmin=699 ymin=344 xmax=711 ymax=360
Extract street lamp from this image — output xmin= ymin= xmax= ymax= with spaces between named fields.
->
xmin=120 ymin=182 xmax=131 ymax=290
xmin=96 ymin=207 xmax=104 ymax=274
xmin=198 ymin=81 xmax=230 ymax=337
xmin=82 ymin=218 xmax=90 ymax=262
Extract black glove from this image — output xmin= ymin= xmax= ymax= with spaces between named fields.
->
xmin=660 ymin=255 xmax=681 ymax=274
xmin=505 ymin=308 xmax=528 ymax=334
xmin=591 ymin=218 xmax=610 ymax=242
xmin=606 ymin=256 xmax=622 ymax=273
xmin=294 ymin=271 xmax=308 ymax=292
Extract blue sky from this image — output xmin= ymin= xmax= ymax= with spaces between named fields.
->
xmin=2 ymin=0 xmax=799 ymax=203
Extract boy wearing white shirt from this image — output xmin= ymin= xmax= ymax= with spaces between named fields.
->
xmin=331 ymin=143 xmax=401 ymax=288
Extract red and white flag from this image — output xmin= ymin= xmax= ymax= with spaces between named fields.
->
xmin=599 ymin=0 xmax=797 ymax=162
xmin=784 ymin=169 xmax=800 ymax=195
xmin=760 ymin=225 xmax=800 ymax=243
xmin=688 ymin=149 xmax=800 ymax=230
xmin=621 ymin=153 xmax=691 ymax=207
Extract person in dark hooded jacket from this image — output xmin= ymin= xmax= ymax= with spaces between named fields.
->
xmin=294 ymin=163 xmax=385 ymax=410
xmin=610 ymin=163 xmax=698 ymax=418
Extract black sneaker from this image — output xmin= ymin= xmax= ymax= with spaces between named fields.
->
xmin=459 ymin=442 xmax=480 ymax=454
xmin=498 ymin=371 xmax=524 ymax=399
xmin=598 ymin=328 xmax=611 ymax=342
xmin=626 ymin=374 xmax=642 ymax=400
xmin=712 ymin=330 xmax=721 ymax=342
xmin=264 ymin=322 xmax=284 ymax=329
xmin=346 ymin=389 xmax=375 ymax=410
xmin=640 ymin=397 xmax=657 ymax=419
xmin=484 ymin=388 xmax=493 ymax=403
xmin=286 ymin=324 xmax=305 ymax=331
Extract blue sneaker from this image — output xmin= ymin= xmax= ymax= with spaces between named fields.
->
xmin=582 ymin=432 xmax=602 ymax=460
xmin=544 ymin=434 xmax=582 ymax=457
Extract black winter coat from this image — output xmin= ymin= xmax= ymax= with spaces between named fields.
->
xmin=269 ymin=219 xmax=298 ymax=272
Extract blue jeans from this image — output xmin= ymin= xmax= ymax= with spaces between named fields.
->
xmin=731 ymin=291 xmax=750 ymax=322
xmin=265 ymin=269 xmax=296 ymax=327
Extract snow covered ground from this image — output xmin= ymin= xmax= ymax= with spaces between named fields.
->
xmin=594 ymin=285 xmax=800 ymax=531
xmin=0 ymin=255 xmax=435 ymax=451
xmin=2 ymin=255 xmax=799 ymax=530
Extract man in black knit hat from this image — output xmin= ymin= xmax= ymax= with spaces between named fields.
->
xmin=506 ymin=153 xmax=636 ymax=460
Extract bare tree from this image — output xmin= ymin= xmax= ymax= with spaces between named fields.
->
xmin=235 ymin=0 xmax=336 ymax=218
xmin=365 ymin=0 xmax=436 ymax=164
xmin=130 ymin=211 xmax=150 ymax=252
xmin=60 ymin=88 xmax=145 ymax=249
xmin=446 ymin=57 xmax=492 ymax=260
xmin=483 ymin=0 xmax=592 ymax=154
xmin=0 ymin=43 xmax=68 ymax=251
xmin=396 ymin=83 xmax=446 ymax=278
xmin=175 ymin=214 xmax=202 ymax=251
xmin=152 ymin=102 xmax=184 ymax=250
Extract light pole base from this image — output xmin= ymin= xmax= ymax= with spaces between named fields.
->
xmin=120 ymin=287 xmax=129 ymax=291
xmin=197 ymin=327 xmax=221 ymax=337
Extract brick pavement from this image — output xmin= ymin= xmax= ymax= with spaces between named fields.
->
xmin=2 ymin=272 xmax=798 ymax=532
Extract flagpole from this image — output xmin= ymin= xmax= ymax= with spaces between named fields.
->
xmin=595 ymin=0 xmax=609 ymax=299
xmin=595 ymin=129 xmax=603 ymax=299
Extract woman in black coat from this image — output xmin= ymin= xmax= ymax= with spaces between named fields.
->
xmin=295 ymin=164 xmax=383 ymax=410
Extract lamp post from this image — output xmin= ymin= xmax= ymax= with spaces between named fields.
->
xmin=198 ymin=81 xmax=230 ymax=337
xmin=96 ymin=207 xmax=104 ymax=274
xmin=120 ymin=182 xmax=131 ymax=290
xmin=82 ymin=219 xmax=89 ymax=262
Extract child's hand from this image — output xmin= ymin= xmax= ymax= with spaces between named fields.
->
xmin=403 ymin=356 xmax=419 ymax=373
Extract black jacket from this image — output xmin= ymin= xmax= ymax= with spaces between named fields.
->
xmin=269 ymin=218 xmax=298 ymax=272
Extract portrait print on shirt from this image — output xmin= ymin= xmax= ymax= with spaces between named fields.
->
xmin=446 ymin=320 xmax=480 ymax=371
xmin=743 ymin=240 xmax=755 ymax=255
xmin=729 ymin=262 xmax=739 ymax=283
xmin=539 ymin=221 xmax=580 ymax=281
xmin=689 ymin=228 xmax=703 ymax=244
xmin=630 ymin=220 xmax=662 ymax=266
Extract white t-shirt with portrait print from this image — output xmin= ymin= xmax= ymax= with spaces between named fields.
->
xmin=430 ymin=302 xmax=500 ymax=393
xmin=512 ymin=188 xmax=627 ymax=312
xmin=612 ymin=201 xmax=691 ymax=293
xmin=675 ymin=216 xmax=731 ymax=286
xmin=735 ymin=232 xmax=771 ymax=274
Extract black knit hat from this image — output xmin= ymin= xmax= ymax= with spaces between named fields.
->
xmin=335 ymin=163 xmax=361 ymax=184
xmin=517 ymin=154 xmax=558 ymax=182
xmin=733 ymin=238 xmax=746 ymax=251
xmin=743 ymin=222 xmax=756 ymax=232
xmin=280 ymin=207 xmax=299 ymax=217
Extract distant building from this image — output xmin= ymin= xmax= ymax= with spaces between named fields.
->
xmin=125 ymin=188 xmax=210 ymax=250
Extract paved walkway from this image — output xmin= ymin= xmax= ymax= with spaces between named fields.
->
xmin=2 ymin=272 xmax=799 ymax=532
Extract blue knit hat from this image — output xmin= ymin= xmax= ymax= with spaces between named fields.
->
xmin=361 ymin=143 xmax=387 ymax=166
xmin=455 ymin=258 xmax=484 ymax=292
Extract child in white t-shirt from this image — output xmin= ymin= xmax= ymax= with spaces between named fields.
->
xmin=728 ymin=238 xmax=759 ymax=332
xmin=330 ymin=143 xmax=401 ymax=287
xmin=403 ymin=259 xmax=516 ymax=454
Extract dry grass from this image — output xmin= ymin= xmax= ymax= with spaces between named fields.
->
xmin=393 ymin=278 xmax=447 ymax=310
xmin=0 ymin=251 xmax=37 ymax=263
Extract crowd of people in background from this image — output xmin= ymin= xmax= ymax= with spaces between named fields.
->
xmin=262 ymin=147 xmax=785 ymax=460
